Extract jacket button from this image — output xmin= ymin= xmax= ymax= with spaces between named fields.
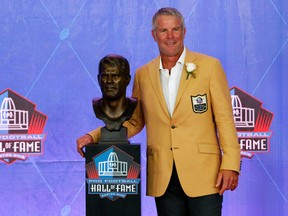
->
xmin=171 ymin=125 xmax=176 ymax=129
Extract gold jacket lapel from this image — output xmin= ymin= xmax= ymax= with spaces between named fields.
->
xmin=148 ymin=57 xmax=170 ymax=118
xmin=174 ymin=50 xmax=197 ymax=111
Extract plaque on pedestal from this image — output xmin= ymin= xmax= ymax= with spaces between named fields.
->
xmin=85 ymin=144 xmax=141 ymax=216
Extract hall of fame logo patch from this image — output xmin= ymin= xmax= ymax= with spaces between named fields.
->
xmin=0 ymin=89 xmax=47 ymax=164
xmin=230 ymin=87 xmax=274 ymax=159
xmin=191 ymin=94 xmax=208 ymax=113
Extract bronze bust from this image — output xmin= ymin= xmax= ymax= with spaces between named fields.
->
xmin=93 ymin=54 xmax=137 ymax=133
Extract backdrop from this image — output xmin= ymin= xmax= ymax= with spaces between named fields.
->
xmin=0 ymin=0 xmax=287 ymax=215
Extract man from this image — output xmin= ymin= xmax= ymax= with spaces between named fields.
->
xmin=77 ymin=7 xmax=240 ymax=216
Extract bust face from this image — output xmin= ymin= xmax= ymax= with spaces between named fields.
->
xmin=98 ymin=65 xmax=129 ymax=100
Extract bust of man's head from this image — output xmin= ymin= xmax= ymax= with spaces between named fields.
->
xmin=98 ymin=54 xmax=131 ymax=101
xmin=93 ymin=54 xmax=137 ymax=131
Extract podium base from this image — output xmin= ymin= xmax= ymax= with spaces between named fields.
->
xmin=85 ymin=144 xmax=141 ymax=216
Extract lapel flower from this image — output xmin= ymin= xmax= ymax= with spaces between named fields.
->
xmin=185 ymin=62 xmax=197 ymax=80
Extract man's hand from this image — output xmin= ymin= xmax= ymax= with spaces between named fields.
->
xmin=76 ymin=134 xmax=93 ymax=157
xmin=215 ymin=169 xmax=239 ymax=195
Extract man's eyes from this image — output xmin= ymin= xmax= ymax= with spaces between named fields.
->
xmin=158 ymin=28 xmax=181 ymax=33
xmin=101 ymin=74 xmax=120 ymax=81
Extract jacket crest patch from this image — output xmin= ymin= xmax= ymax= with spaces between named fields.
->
xmin=191 ymin=94 xmax=208 ymax=113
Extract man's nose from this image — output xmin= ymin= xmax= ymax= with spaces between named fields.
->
xmin=167 ymin=30 xmax=174 ymax=39
xmin=107 ymin=74 xmax=113 ymax=83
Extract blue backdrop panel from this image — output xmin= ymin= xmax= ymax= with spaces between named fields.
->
xmin=0 ymin=0 xmax=287 ymax=215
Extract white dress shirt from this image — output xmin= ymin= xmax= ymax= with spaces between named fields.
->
xmin=159 ymin=48 xmax=186 ymax=117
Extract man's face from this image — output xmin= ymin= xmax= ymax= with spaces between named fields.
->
xmin=152 ymin=15 xmax=186 ymax=58
xmin=98 ymin=65 xmax=130 ymax=100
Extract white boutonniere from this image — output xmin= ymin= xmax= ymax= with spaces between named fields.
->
xmin=186 ymin=63 xmax=197 ymax=80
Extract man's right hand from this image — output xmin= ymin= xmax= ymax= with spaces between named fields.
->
xmin=76 ymin=134 xmax=93 ymax=158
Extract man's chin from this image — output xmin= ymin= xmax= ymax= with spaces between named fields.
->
xmin=103 ymin=91 xmax=116 ymax=97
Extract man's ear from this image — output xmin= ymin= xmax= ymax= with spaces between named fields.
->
xmin=151 ymin=30 xmax=157 ymax=42
xmin=183 ymin=27 xmax=187 ymax=39
xmin=97 ymin=74 xmax=101 ymax=86
xmin=125 ymin=75 xmax=131 ymax=87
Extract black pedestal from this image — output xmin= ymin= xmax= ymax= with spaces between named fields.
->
xmin=99 ymin=126 xmax=129 ymax=145
xmin=85 ymin=144 xmax=141 ymax=216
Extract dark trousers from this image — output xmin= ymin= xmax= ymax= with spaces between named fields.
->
xmin=155 ymin=164 xmax=223 ymax=216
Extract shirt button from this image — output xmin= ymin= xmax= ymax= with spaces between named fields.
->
xmin=171 ymin=125 xmax=176 ymax=129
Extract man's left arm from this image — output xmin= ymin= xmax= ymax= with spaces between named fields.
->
xmin=210 ymin=59 xmax=241 ymax=194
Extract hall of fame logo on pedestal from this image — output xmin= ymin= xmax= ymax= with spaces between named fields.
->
xmin=230 ymin=87 xmax=274 ymax=159
xmin=85 ymin=145 xmax=140 ymax=201
xmin=0 ymin=89 xmax=47 ymax=164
